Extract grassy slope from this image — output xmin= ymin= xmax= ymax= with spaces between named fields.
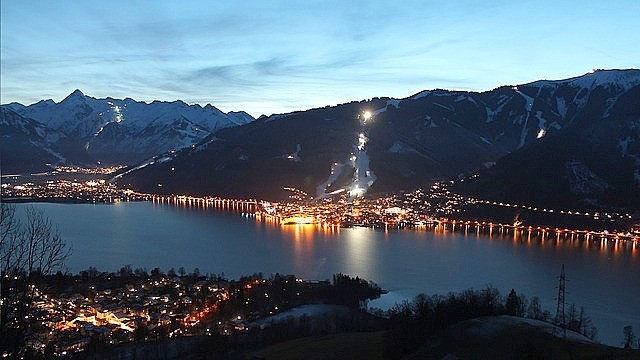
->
xmin=247 ymin=331 xmax=391 ymax=360
xmin=409 ymin=316 xmax=639 ymax=360
xmin=247 ymin=317 xmax=640 ymax=360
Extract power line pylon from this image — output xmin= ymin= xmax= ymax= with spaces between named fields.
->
xmin=554 ymin=264 xmax=567 ymax=338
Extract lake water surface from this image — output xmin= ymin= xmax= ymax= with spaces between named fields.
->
xmin=14 ymin=201 xmax=640 ymax=346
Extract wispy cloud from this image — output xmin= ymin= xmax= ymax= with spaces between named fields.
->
xmin=2 ymin=0 xmax=639 ymax=116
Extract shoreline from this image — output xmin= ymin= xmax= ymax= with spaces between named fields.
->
xmin=1 ymin=196 xmax=119 ymax=205
xmin=7 ymin=196 xmax=639 ymax=242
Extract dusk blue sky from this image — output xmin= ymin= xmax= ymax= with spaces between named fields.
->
xmin=2 ymin=1 xmax=639 ymax=117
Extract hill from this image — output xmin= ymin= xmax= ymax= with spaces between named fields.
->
xmin=249 ymin=316 xmax=639 ymax=360
xmin=118 ymin=69 xmax=640 ymax=212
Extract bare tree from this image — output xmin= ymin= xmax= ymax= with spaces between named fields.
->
xmin=623 ymin=325 xmax=636 ymax=349
xmin=527 ymin=296 xmax=547 ymax=320
xmin=0 ymin=203 xmax=21 ymax=273
xmin=1 ymin=203 xmax=71 ymax=356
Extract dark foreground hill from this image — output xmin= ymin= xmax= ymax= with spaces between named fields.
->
xmin=250 ymin=316 xmax=639 ymax=360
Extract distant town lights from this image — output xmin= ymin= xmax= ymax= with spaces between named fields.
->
xmin=350 ymin=186 xmax=365 ymax=197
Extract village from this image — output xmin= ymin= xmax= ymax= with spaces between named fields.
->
xmin=3 ymin=268 xmax=379 ymax=357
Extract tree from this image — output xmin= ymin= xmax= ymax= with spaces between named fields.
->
xmin=1 ymin=205 xmax=70 ymax=275
xmin=480 ymin=286 xmax=501 ymax=314
xmin=1 ymin=204 xmax=71 ymax=356
xmin=527 ymin=296 xmax=546 ymax=320
xmin=623 ymin=325 xmax=636 ymax=349
xmin=134 ymin=267 xmax=148 ymax=278
xmin=134 ymin=321 xmax=149 ymax=342
xmin=505 ymin=289 xmax=526 ymax=317
xmin=151 ymin=267 xmax=163 ymax=278
xmin=119 ymin=264 xmax=133 ymax=278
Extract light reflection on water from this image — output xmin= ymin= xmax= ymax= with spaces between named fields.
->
xmin=13 ymin=201 xmax=639 ymax=346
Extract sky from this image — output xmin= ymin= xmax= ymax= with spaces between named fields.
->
xmin=1 ymin=1 xmax=639 ymax=117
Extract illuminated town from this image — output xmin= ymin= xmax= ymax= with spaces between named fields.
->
xmin=3 ymin=174 xmax=638 ymax=242
xmin=3 ymin=268 xmax=376 ymax=356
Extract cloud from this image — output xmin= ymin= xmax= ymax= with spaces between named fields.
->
xmin=2 ymin=0 xmax=638 ymax=116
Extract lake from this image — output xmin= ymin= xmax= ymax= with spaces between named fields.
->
xmin=13 ymin=201 xmax=640 ymax=346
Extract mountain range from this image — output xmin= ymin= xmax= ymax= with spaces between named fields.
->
xmin=117 ymin=69 xmax=640 ymax=211
xmin=2 ymin=69 xmax=639 ymax=211
xmin=1 ymin=90 xmax=253 ymax=173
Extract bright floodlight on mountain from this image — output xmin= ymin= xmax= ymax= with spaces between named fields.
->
xmin=363 ymin=111 xmax=372 ymax=121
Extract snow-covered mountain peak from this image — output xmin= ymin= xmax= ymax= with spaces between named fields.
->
xmin=62 ymin=89 xmax=86 ymax=102
xmin=527 ymin=69 xmax=640 ymax=91
xmin=33 ymin=99 xmax=56 ymax=107
xmin=3 ymin=102 xmax=27 ymax=112
xmin=227 ymin=111 xmax=255 ymax=125
xmin=2 ymin=90 xmax=256 ymax=166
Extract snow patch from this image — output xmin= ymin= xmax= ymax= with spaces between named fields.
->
xmin=455 ymin=95 xmax=478 ymax=105
xmin=480 ymin=136 xmax=492 ymax=145
xmin=35 ymin=142 xmax=66 ymax=163
xmin=372 ymin=99 xmax=401 ymax=115
xmin=567 ymin=69 xmax=640 ymax=91
xmin=388 ymin=141 xmax=432 ymax=159
xmin=248 ymin=305 xmax=346 ymax=328
xmin=387 ymin=99 xmax=401 ymax=108
xmin=485 ymin=95 xmax=509 ymax=123
xmin=549 ymin=121 xmax=562 ymax=130
xmin=349 ymin=144 xmax=376 ymax=197
xmin=535 ymin=111 xmax=546 ymax=139
xmin=535 ymin=111 xmax=546 ymax=129
xmin=467 ymin=316 xmax=594 ymax=344
xmin=193 ymin=136 xmax=222 ymax=152
xmin=515 ymin=89 xmax=534 ymax=112
xmin=514 ymin=89 xmax=534 ymax=148
xmin=603 ymin=96 xmax=619 ymax=117
xmin=433 ymin=102 xmax=454 ymax=112
xmin=111 ymin=157 xmax=159 ymax=181
xmin=526 ymin=69 xmax=640 ymax=92
xmin=618 ymin=136 xmax=631 ymax=157
xmin=411 ymin=90 xmax=431 ymax=100
xmin=283 ymin=144 xmax=303 ymax=162
xmin=265 ymin=114 xmax=290 ymax=123
xmin=316 ymin=162 xmax=348 ymax=198
xmin=556 ymin=97 xmax=568 ymax=118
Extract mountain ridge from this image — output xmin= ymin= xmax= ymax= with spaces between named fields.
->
xmin=117 ymin=69 xmax=640 ymax=211
xmin=1 ymin=91 xmax=255 ymax=171
xmin=2 ymin=70 xmax=639 ymax=211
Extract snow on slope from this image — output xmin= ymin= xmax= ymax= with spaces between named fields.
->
xmin=5 ymin=90 xmax=255 ymax=163
xmin=527 ymin=69 xmax=640 ymax=91
xmin=0 ymin=108 xmax=65 ymax=144
xmin=0 ymin=107 xmax=69 ymax=168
